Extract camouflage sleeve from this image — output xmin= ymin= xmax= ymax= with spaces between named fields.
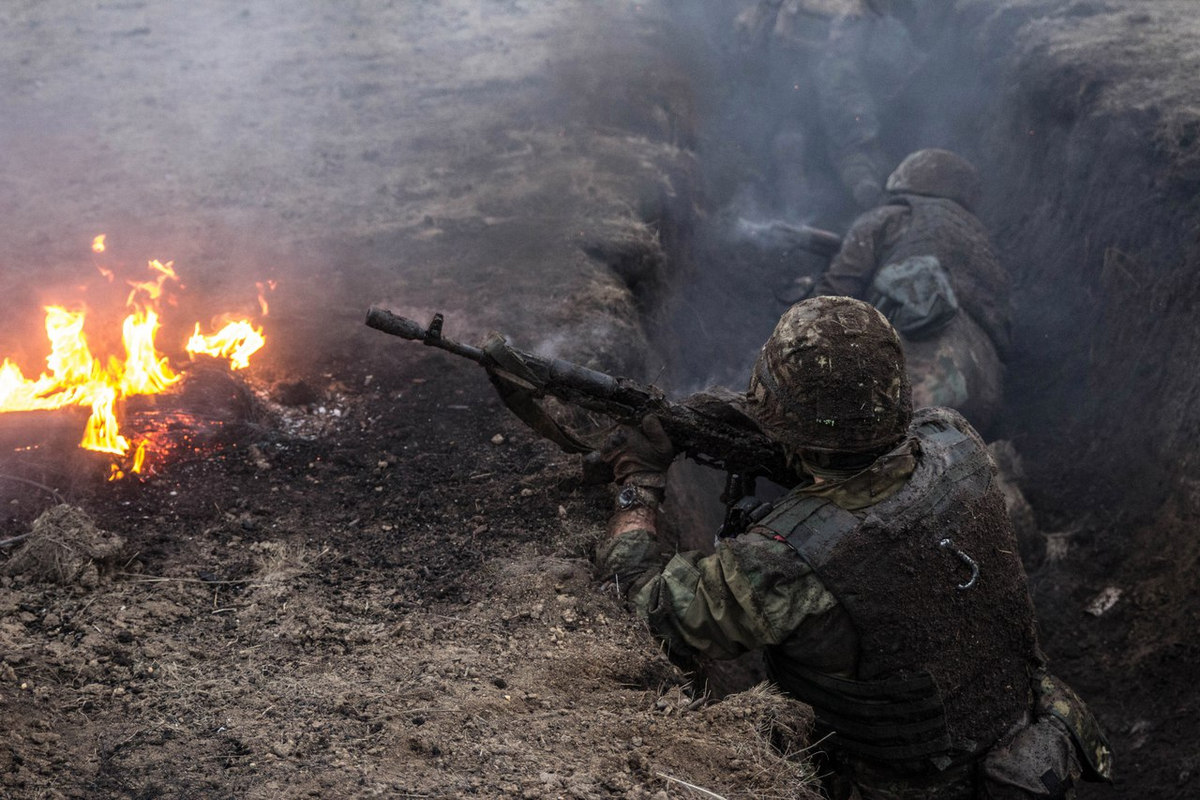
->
xmin=815 ymin=205 xmax=906 ymax=299
xmin=598 ymin=527 xmax=838 ymax=661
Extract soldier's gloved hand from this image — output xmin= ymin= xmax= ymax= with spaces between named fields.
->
xmin=599 ymin=414 xmax=676 ymax=487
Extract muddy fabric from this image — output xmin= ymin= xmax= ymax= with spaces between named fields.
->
xmin=885 ymin=149 xmax=981 ymax=213
xmin=598 ymin=531 xmax=841 ymax=661
xmin=595 ymin=407 xmax=1098 ymax=799
xmin=796 ymin=436 xmax=918 ymax=510
xmin=596 ymin=433 xmax=920 ymax=667
xmin=818 ymin=195 xmax=1010 ymax=355
xmin=598 ymin=415 xmax=676 ymax=486
xmin=982 ymin=714 xmax=1082 ymax=798
xmin=1033 ymin=672 xmax=1114 ymax=783
xmin=746 ymin=296 xmax=912 ymax=454
xmin=760 ymin=408 xmax=1041 ymax=773
xmin=867 ymin=254 xmax=959 ymax=339
xmin=904 ymin=312 xmax=1004 ymax=431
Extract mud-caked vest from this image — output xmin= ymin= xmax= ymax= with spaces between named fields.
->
xmin=882 ymin=195 xmax=1011 ymax=358
xmin=756 ymin=408 xmax=1041 ymax=771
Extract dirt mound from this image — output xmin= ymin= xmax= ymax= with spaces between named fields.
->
xmin=3 ymin=505 xmax=126 ymax=588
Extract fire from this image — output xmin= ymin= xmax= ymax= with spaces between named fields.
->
xmin=256 ymin=280 xmax=277 ymax=316
xmin=186 ymin=320 xmax=265 ymax=370
xmin=0 ymin=236 xmax=270 ymax=478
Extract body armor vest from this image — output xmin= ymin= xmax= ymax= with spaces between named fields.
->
xmin=883 ymin=195 xmax=1011 ymax=357
xmin=758 ymin=409 xmax=1040 ymax=771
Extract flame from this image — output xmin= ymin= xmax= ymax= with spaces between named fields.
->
xmin=125 ymin=259 xmax=179 ymax=309
xmin=186 ymin=320 xmax=266 ymax=371
xmin=0 ymin=235 xmax=269 ymax=478
xmin=255 ymin=280 xmax=277 ymax=316
xmin=120 ymin=310 xmax=179 ymax=394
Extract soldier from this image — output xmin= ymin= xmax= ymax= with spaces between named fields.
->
xmin=814 ymin=148 xmax=1009 ymax=435
xmin=596 ymin=296 xmax=1111 ymax=799
xmin=734 ymin=0 xmax=920 ymax=213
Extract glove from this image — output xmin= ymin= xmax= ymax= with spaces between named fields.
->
xmin=599 ymin=414 xmax=676 ymax=487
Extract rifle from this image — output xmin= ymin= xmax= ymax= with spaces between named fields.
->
xmin=365 ymin=307 xmax=798 ymax=527
xmin=733 ymin=218 xmax=843 ymax=260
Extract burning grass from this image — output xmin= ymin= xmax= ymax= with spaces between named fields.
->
xmin=0 ymin=237 xmax=270 ymax=479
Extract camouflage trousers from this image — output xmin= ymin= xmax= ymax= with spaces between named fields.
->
xmin=903 ymin=312 xmax=1003 ymax=435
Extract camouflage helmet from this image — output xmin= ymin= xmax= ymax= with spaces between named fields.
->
xmin=885 ymin=148 xmax=981 ymax=212
xmin=747 ymin=296 xmax=912 ymax=454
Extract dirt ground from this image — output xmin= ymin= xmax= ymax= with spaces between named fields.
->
xmin=0 ymin=357 xmax=821 ymax=799
xmin=1 ymin=1 xmax=1198 ymax=798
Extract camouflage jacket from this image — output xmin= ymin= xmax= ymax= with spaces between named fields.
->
xmin=816 ymin=194 xmax=1011 ymax=358
xmin=595 ymin=434 xmax=918 ymax=667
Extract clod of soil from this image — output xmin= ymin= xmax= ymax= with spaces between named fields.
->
xmin=4 ymin=504 xmax=125 ymax=588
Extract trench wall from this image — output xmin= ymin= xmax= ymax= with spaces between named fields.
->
xmin=922 ymin=3 xmax=1200 ymax=541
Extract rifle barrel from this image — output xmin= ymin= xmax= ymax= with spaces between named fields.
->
xmin=365 ymin=307 xmax=487 ymax=362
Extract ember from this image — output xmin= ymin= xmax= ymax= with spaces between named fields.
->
xmin=0 ymin=236 xmax=268 ymax=478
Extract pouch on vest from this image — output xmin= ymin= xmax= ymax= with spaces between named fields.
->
xmin=1034 ymin=671 xmax=1114 ymax=783
xmin=868 ymin=255 xmax=958 ymax=340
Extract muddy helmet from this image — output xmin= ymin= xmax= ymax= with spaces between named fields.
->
xmin=885 ymin=148 xmax=981 ymax=212
xmin=747 ymin=296 xmax=912 ymax=454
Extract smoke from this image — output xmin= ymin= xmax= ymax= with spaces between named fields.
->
xmin=641 ymin=2 xmax=1006 ymax=393
xmin=0 ymin=2 xmax=1007 ymax=401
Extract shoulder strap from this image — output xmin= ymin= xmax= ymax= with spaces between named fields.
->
xmin=758 ymin=492 xmax=861 ymax=569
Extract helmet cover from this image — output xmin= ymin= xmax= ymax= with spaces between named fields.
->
xmin=885 ymin=148 xmax=981 ymax=212
xmin=748 ymin=296 xmax=912 ymax=453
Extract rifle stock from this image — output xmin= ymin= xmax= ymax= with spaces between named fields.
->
xmin=365 ymin=306 xmax=796 ymax=488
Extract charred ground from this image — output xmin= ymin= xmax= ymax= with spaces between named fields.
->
xmin=0 ymin=355 xmax=819 ymax=799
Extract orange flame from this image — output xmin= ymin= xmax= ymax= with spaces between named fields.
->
xmin=255 ymin=280 xmax=277 ymax=316
xmin=186 ymin=320 xmax=266 ymax=370
xmin=0 ymin=235 xmax=269 ymax=478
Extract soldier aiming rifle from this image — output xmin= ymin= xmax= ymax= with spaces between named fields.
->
xmin=367 ymin=298 xmax=1112 ymax=799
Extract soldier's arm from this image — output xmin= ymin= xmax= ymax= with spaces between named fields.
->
xmin=815 ymin=205 xmax=904 ymax=298
xmin=597 ymin=511 xmax=837 ymax=661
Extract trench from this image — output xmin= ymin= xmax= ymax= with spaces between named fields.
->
xmin=588 ymin=5 xmax=1200 ymax=795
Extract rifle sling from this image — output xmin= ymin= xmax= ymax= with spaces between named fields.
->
xmin=486 ymin=371 xmax=594 ymax=454
xmin=480 ymin=332 xmax=604 ymax=455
